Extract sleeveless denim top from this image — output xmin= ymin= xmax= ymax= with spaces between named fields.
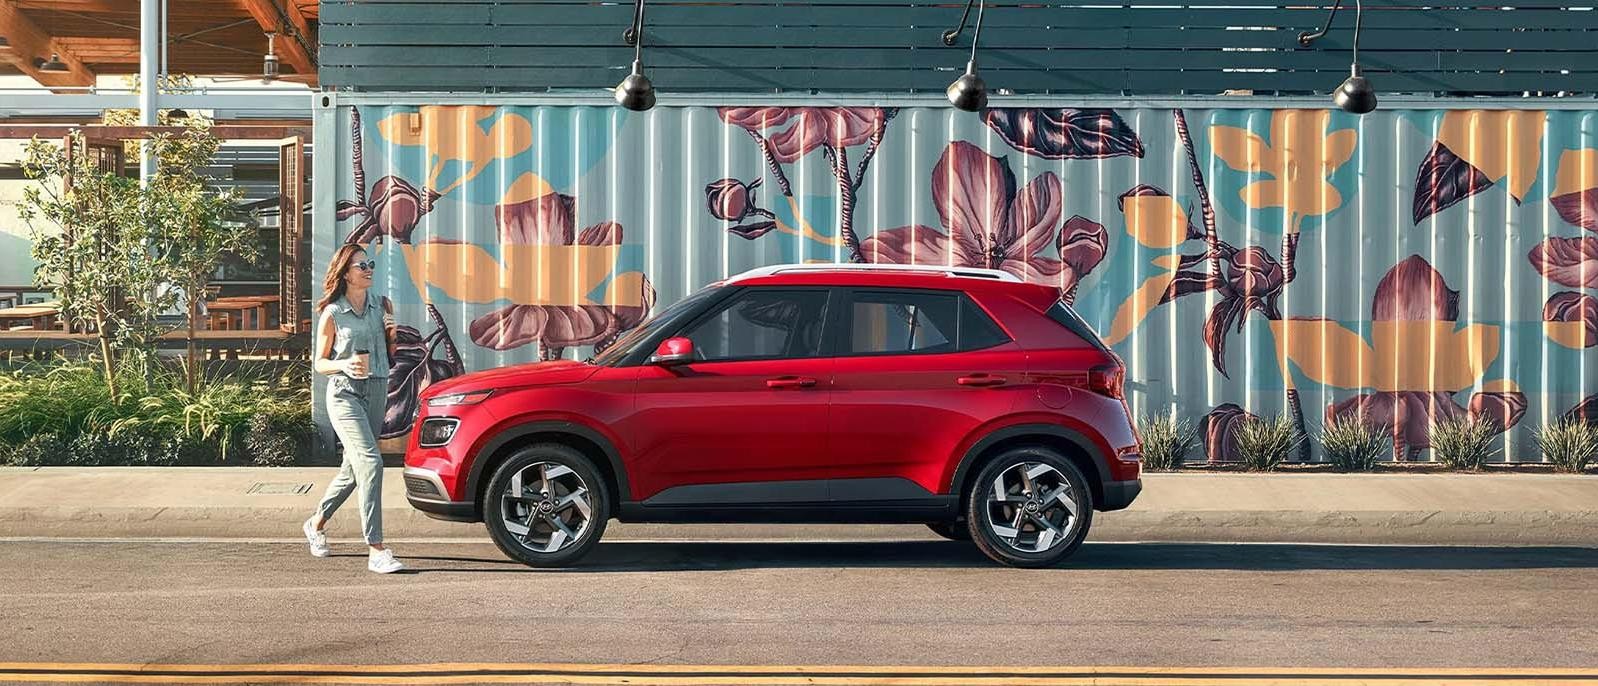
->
xmin=326 ymin=294 xmax=390 ymax=379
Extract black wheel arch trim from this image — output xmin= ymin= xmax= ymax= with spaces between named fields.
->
xmin=466 ymin=420 xmax=631 ymax=513
xmin=951 ymin=423 xmax=1112 ymax=505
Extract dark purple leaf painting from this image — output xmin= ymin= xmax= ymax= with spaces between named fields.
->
xmin=1412 ymin=142 xmax=1494 ymax=225
xmin=1544 ymin=291 xmax=1598 ymax=348
xmin=1529 ymin=237 xmax=1598 ymax=289
xmin=381 ymin=304 xmax=466 ymax=439
xmin=1199 ymin=403 xmax=1257 ymax=464
xmin=983 ymin=109 xmax=1145 ymax=160
xmin=1551 ymin=188 xmax=1598 ymax=234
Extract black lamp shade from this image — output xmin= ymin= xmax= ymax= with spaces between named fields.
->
xmin=947 ymin=63 xmax=987 ymax=112
xmin=37 ymin=53 xmax=69 ymax=73
xmin=614 ymin=61 xmax=656 ymax=111
xmin=1333 ymin=68 xmax=1377 ymax=114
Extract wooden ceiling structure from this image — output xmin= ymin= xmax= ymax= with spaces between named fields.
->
xmin=0 ymin=0 xmax=318 ymax=87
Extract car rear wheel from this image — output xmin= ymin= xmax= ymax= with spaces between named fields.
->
xmin=483 ymin=443 xmax=609 ymax=568
xmin=966 ymin=446 xmax=1093 ymax=568
xmin=926 ymin=520 xmax=972 ymax=541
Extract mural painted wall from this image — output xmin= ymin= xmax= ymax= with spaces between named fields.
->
xmin=319 ymin=103 xmax=1598 ymax=463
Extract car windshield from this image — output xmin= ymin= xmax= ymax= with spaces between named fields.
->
xmin=587 ymin=285 xmax=727 ymax=366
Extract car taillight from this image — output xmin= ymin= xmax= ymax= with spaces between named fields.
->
xmin=1088 ymin=364 xmax=1124 ymax=399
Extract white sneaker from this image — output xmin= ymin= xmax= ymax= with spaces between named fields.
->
xmin=303 ymin=518 xmax=330 ymax=558
xmin=368 ymin=548 xmax=404 ymax=574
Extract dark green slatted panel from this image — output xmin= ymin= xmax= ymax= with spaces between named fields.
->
xmin=318 ymin=0 xmax=1598 ymax=95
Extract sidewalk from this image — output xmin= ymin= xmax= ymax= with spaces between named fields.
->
xmin=2 ymin=467 xmax=1596 ymax=545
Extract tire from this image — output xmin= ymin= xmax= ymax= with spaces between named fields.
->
xmin=966 ymin=446 xmax=1094 ymax=568
xmin=482 ymin=443 xmax=610 ymax=568
xmin=926 ymin=520 xmax=972 ymax=541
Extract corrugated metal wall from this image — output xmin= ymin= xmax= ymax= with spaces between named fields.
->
xmin=315 ymin=99 xmax=1598 ymax=463
xmin=318 ymin=0 xmax=1598 ymax=96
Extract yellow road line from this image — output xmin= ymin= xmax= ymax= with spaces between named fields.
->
xmin=0 ymin=663 xmax=1595 ymax=685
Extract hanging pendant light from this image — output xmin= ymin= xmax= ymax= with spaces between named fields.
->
xmin=36 ymin=53 xmax=69 ymax=73
xmin=942 ymin=0 xmax=988 ymax=111
xmin=262 ymin=32 xmax=280 ymax=83
xmin=1299 ymin=0 xmax=1376 ymax=114
xmin=615 ymin=0 xmax=656 ymax=111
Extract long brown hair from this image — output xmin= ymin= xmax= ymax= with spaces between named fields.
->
xmin=317 ymin=243 xmax=368 ymax=313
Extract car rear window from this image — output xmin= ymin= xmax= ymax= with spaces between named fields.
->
xmin=1045 ymin=299 xmax=1111 ymax=353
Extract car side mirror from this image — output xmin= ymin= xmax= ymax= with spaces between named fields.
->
xmin=648 ymin=336 xmax=694 ymax=366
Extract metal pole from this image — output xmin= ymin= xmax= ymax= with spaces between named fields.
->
xmin=139 ymin=0 xmax=159 ymax=181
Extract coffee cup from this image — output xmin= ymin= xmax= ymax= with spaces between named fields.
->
xmin=352 ymin=349 xmax=371 ymax=380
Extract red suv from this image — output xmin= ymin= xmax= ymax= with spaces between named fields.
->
xmin=403 ymin=264 xmax=1142 ymax=568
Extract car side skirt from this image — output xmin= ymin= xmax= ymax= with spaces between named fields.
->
xmin=619 ymin=477 xmax=960 ymax=523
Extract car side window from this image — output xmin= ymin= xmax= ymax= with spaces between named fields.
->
xmin=679 ymin=289 xmax=830 ymax=362
xmin=847 ymin=291 xmax=960 ymax=355
xmin=959 ymin=297 xmax=1010 ymax=351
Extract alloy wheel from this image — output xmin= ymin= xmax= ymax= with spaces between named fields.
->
xmin=498 ymin=461 xmax=594 ymax=554
xmin=982 ymin=461 xmax=1081 ymax=553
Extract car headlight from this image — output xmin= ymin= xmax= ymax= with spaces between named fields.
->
xmin=426 ymin=390 xmax=493 ymax=407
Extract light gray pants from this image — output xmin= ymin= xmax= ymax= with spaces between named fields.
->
xmin=315 ymin=375 xmax=389 ymax=545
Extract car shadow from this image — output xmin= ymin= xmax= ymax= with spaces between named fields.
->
xmin=395 ymin=541 xmax=1598 ymax=574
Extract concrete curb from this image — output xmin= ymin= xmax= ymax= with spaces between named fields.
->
xmin=2 ymin=467 xmax=1596 ymax=545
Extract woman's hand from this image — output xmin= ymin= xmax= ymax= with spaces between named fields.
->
xmin=341 ymin=356 xmax=369 ymax=379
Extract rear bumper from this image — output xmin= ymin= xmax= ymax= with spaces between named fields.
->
xmin=1099 ymin=478 xmax=1142 ymax=511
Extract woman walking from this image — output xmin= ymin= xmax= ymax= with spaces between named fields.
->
xmin=302 ymin=244 xmax=405 ymax=574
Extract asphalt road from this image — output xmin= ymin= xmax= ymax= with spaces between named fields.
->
xmin=1 ymin=539 xmax=1596 ymax=675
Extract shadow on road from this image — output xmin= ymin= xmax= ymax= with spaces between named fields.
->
xmin=390 ymin=542 xmax=1598 ymax=574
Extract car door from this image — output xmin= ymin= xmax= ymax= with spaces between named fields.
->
xmin=627 ymin=287 xmax=836 ymax=500
xmin=828 ymin=288 xmax=1025 ymax=497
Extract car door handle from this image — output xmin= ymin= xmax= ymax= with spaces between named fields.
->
xmin=767 ymin=376 xmax=818 ymax=389
xmin=957 ymin=374 xmax=1007 ymax=387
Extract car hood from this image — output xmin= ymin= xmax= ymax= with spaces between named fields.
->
xmin=423 ymin=359 xmax=600 ymax=398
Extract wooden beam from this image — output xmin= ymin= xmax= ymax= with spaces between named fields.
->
xmin=0 ymin=0 xmax=96 ymax=89
xmin=0 ymin=125 xmax=313 ymax=140
xmin=13 ymin=0 xmax=125 ymax=12
xmin=237 ymin=0 xmax=316 ymax=84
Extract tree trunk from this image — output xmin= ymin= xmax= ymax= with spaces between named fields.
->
xmin=186 ymin=290 xmax=199 ymax=394
xmin=95 ymin=312 xmax=118 ymax=398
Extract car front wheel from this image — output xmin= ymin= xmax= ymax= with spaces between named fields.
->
xmin=483 ymin=443 xmax=609 ymax=567
xmin=966 ymin=446 xmax=1093 ymax=568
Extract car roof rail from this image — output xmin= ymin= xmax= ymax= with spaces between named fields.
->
xmin=728 ymin=262 xmax=1022 ymax=283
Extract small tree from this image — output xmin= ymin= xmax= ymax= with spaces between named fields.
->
xmin=145 ymin=120 xmax=258 ymax=392
xmin=19 ymin=132 xmax=163 ymax=396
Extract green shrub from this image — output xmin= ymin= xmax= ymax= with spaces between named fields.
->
xmin=1430 ymin=417 xmax=1498 ymax=470
xmin=1138 ymin=411 xmax=1197 ymax=471
xmin=1534 ymin=418 xmax=1598 ymax=473
xmin=1320 ymin=417 xmax=1389 ymax=472
xmin=245 ymin=401 xmax=315 ymax=467
xmin=1234 ymin=415 xmax=1302 ymax=472
xmin=0 ymin=432 xmax=70 ymax=466
xmin=0 ymin=360 xmax=306 ymax=466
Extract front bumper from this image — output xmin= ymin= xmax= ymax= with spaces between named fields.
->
xmin=402 ymin=466 xmax=480 ymax=522
xmin=1099 ymin=478 xmax=1142 ymax=511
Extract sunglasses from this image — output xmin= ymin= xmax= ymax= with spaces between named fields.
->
xmin=351 ymin=260 xmax=377 ymax=271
